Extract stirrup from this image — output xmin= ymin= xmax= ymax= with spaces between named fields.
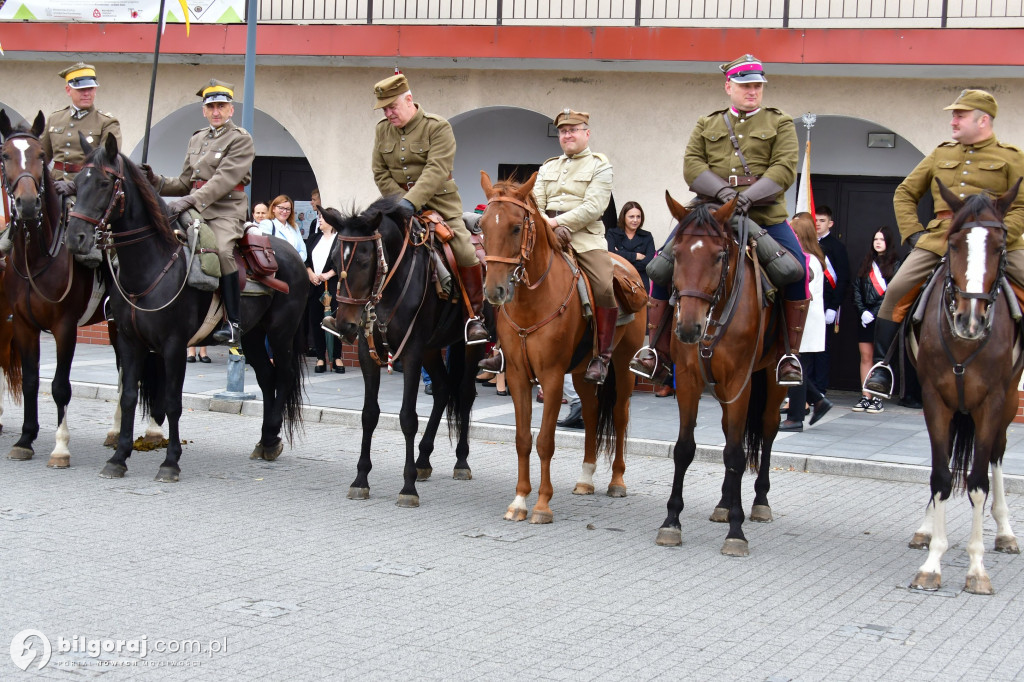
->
xmin=464 ymin=317 xmax=488 ymax=345
xmin=584 ymin=356 xmax=610 ymax=385
xmin=629 ymin=346 xmax=658 ymax=380
xmin=863 ymin=362 xmax=894 ymax=399
xmin=213 ymin=321 xmax=241 ymax=346
xmin=775 ymin=353 xmax=802 ymax=386
xmin=478 ymin=348 xmax=505 ymax=373
xmin=321 ymin=316 xmax=341 ymax=339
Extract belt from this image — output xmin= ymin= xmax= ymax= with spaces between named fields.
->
xmin=935 ymin=210 xmax=953 ymax=220
xmin=193 ymin=180 xmax=245 ymax=192
xmin=401 ymin=173 xmax=452 ymax=191
xmin=52 ymin=161 xmax=83 ymax=174
xmin=728 ymin=175 xmax=759 ymax=187
xmin=545 ymin=210 xmax=566 ymax=218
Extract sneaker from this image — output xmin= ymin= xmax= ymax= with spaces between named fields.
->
xmin=852 ymin=397 xmax=871 ymax=412
xmin=866 ymin=398 xmax=885 ymax=414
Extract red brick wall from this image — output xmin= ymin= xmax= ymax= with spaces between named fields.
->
xmin=1015 ymin=393 xmax=1024 ymax=424
xmin=77 ymin=323 xmax=111 ymax=345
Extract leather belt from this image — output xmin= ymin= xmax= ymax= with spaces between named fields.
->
xmin=52 ymin=161 xmax=83 ymax=174
xmin=545 ymin=210 xmax=566 ymax=218
xmin=935 ymin=210 xmax=953 ymax=220
xmin=728 ymin=175 xmax=759 ymax=187
xmin=402 ymin=182 xmax=416 ymax=190
xmin=193 ymin=180 xmax=245 ymax=192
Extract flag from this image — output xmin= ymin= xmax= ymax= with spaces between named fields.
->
xmin=794 ymin=137 xmax=815 ymax=218
xmin=159 ymin=0 xmax=191 ymax=36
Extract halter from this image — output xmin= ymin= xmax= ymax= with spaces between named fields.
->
xmin=484 ymin=195 xmax=552 ymax=289
xmin=69 ymin=157 xmax=126 ymax=240
xmin=0 ymin=131 xmax=44 ymax=229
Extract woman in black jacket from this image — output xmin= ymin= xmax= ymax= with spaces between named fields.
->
xmin=306 ymin=210 xmax=344 ymax=373
xmin=852 ymin=226 xmax=900 ymax=413
xmin=606 ymin=201 xmax=656 ymax=293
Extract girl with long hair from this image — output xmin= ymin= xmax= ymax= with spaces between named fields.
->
xmin=852 ymin=227 xmax=900 ymax=414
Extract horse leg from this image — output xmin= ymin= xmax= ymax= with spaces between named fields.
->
xmin=530 ymin=374 xmax=563 ymax=524
xmin=245 ymin=332 xmax=284 ymax=461
xmin=911 ymin=404 xmax=953 ymax=590
xmin=964 ymin=408 xmax=1002 ymax=595
xmin=8 ymin=326 xmax=41 ymax=462
xmin=105 ymin=368 xmax=124 ymax=447
xmin=909 ymin=502 xmax=935 ymax=549
xmin=396 ymin=357 xmax=424 ymax=508
xmin=656 ymin=384 xmax=699 ymax=547
xmin=45 ymin=322 xmax=77 ymax=468
xmin=572 ymin=376 xmax=599 ymax=496
xmin=720 ymin=398 xmax=752 ymax=557
xmin=751 ymin=379 xmax=786 ymax=523
xmin=606 ymin=365 xmax=632 ymax=498
xmin=101 ymin=345 xmax=143 ymax=478
xmin=349 ymin=347 xmax=381 ymax=500
xmin=450 ymin=343 xmax=478 ymax=479
xmin=504 ymin=371 xmax=534 ymax=522
xmin=415 ymin=350 xmax=446 ymax=481
xmin=991 ymin=463 xmax=1020 ymax=553
xmin=154 ymin=352 xmax=185 ymax=482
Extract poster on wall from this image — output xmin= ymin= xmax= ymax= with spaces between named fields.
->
xmin=0 ymin=0 xmax=244 ymax=23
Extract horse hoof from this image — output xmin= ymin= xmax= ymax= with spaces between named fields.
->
xmin=47 ymin=455 xmax=70 ymax=469
xmin=504 ymin=507 xmax=527 ymax=522
xmin=572 ymin=483 xmax=595 ymax=495
xmin=656 ymin=527 xmax=682 ymax=547
xmin=396 ymin=494 xmax=420 ymax=508
xmin=347 ymin=487 xmax=370 ymax=500
xmin=721 ymin=538 xmax=749 ymax=557
xmin=909 ymin=533 xmax=931 ymax=549
xmin=709 ymin=507 xmax=729 ymax=523
xmin=141 ymin=433 xmax=165 ymax=447
xmin=910 ymin=571 xmax=941 ymax=591
xmin=249 ymin=443 xmax=264 ymax=460
xmin=529 ymin=510 xmax=553 ymax=524
xmin=416 ymin=467 xmax=433 ymax=482
xmin=750 ymin=505 xmax=773 ymax=523
xmin=260 ymin=441 xmax=284 ymax=462
xmin=103 ymin=433 xmax=118 ymax=448
xmin=452 ymin=468 xmax=472 ymax=481
xmin=606 ymin=485 xmax=628 ymax=498
xmin=154 ymin=467 xmax=180 ymax=483
xmin=995 ymin=535 xmax=1020 ymax=554
xmin=8 ymin=446 xmax=34 ymax=461
xmin=99 ymin=463 xmax=127 ymax=479
xmin=965 ymin=574 xmax=994 ymax=595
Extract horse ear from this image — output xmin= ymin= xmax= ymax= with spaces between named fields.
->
xmin=996 ymin=177 xmax=1023 ymax=218
xmin=369 ymin=210 xmax=383 ymax=232
xmin=480 ymin=170 xmax=494 ymax=197
xmin=79 ymin=131 xmax=95 ymax=157
xmin=665 ymin=190 xmax=689 ymax=222
xmin=935 ymin=178 xmax=963 ymax=215
xmin=0 ymin=109 xmax=11 ymax=138
xmin=103 ymin=132 xmax=119 ymax=160
xmin=712 ymin=196 xmax=738 ymax=225
xmin=31 ymin=111 xmax=45 ymax=138
xmin=520 ymin=171 xmax=538 ymax=199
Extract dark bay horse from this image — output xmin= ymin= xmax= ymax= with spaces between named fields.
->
xmin=1 ymin=110 xmax=105 ymax=467
xmin=656 ymin=193 xmax=790 ymax=556
xmin=321 ymin=198 xmax=483 ymax=506
xmin=907 ymin=179 xmax=1022 ymax=595
xmin=479 ymin=172 xmax=646 ymax=524
xmin=65 ymin=133 xmax=308 ymax=481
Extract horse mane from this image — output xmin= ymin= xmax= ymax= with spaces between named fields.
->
xmin=119 ymin=154 xmax=177 ymax=247
xmin=490 ymin=178 xmax=558 ymax=251
xmin=945 ymin=192 xmax=1001 ymax=240
xmin=674 ymin=203 xmax=726 ymax=243
xmin=323 ymin=195 xmax=411 ymax=238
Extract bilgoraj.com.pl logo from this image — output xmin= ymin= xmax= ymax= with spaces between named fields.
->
xmin=10 ymin=630 xmax=51 ymax=671
xmin=10 ymin=630 xmax=226 ymax=670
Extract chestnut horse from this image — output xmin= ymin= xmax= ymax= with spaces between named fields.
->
xmin=906 ymin=179 xmax=1023 ymax=595
xmin=655 ymin=194 xmax=790 ymax=556
xmin=0 ymin=110 xmax=105 ymax=467
xmin=479 ymin=172 xmax=646 ymax=524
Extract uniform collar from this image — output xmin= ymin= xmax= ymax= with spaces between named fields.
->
xmin=961 ymin=134 xmax=997 ymax=150
xmin=565 ymin=146 xmax=593 ymax=160
xmin=396 ymin=105 xmax=424 ymax=134
xmin=70 ymin=105 xmax=93 ymax=120
xmin=730 ymin=106 xmax=761 ymax=120
xmin=209 ymin=119 xmax=236 ymax=137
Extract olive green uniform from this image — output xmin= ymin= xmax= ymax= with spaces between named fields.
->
xmin=878 ymin=135 xmax=1024 ymax=320
xmin=156 ymin=119 xmax=254 ymax=275
xmin=42 ymin=106 xmax=121 ymax=181
xmin=372 ymin=106 xmax=476 ymax=266
xmin=533 ymin=147 xmax=615 ymax=306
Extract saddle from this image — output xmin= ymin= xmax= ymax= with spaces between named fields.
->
xmin=234 ymin=231 xmax=289 ymax=295
xmin=416 ymin=210 xmax=475 ymax=312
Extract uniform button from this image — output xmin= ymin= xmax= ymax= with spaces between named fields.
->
xmin=960 ymin=193 xmax=966 ymax=197
xmin=961 ymin=182 xmax=966 ymax=186
xmin=732 ymin=168 xmax=737 ymax=172
xmin=963 ymin=171 xmax=968 ymax=175
xmin=401 ymin=147 xmax=405 ymax=151
xmin=734 ymin=152 xmax=739 ymax=156
xmin=966 ymin=160 xmax=971 ymax=164
xmin=968 ymin=149 xmax=974 ymax=153
xmin=403 ymin=166 xmax=407 ymax=170
xmin=738 ymin=135 xmax=744 ymax=139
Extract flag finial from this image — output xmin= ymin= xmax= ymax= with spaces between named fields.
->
xmin=801 ymin=112 xmax=817 ymax=130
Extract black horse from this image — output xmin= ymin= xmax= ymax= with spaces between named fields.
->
xmin=321 ymin=199 xmax=484 ymax=506
xmin=65 ymin=133 xmax=308 ymax=481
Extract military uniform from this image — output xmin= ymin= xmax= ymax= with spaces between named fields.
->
xmin=42 ymin=107 xmax=121 ymax=181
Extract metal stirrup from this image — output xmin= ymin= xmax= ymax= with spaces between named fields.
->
xmin=464 ymin=316 xmax=488 ymax=345
xmin=863 ymin=361 xmax=894 ymax=399
xmin=775 ymin=353 xmax=802 ymax=386
xmin=629 ymin=346 xmax=659 ymax=380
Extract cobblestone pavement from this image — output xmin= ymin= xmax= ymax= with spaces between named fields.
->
xmin=2 ymin=393 xmax=1024 ymax=680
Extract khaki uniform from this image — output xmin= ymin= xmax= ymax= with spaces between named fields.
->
xmin=683 ymin=107 xmax=798 ymax=226
xmin=157 ymin=119 xmax=254 ymax=274
xmin=372 ymin=106 xmax=476 ymax=266
xmin=879 ymin=135 xmax=1024 ymax=320
xmin=534 ymin=147 xmax=615 ymax=306
xmin=42 ymin=106 xmax=121 ymax=181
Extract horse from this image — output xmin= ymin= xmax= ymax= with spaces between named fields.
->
xmin=655 ymin=193 xmax=790 ymax=556
xmin=64 ymin=132 xmax=308 ymax=481
xmin=320 ymin=198 xmax=484 ymax=507
xmin=0 ymin=110 xmax=107 ymax=468
xmin=478 ymin=172 xmax=646 ymax=524
xmin=906 ymin=178 xmax=1023 ymax=595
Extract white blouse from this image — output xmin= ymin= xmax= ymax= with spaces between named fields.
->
xmin=258 ymin=218 xmax=307 ymax=262
xmin=311 ymin=232 xmax=335 ymax=275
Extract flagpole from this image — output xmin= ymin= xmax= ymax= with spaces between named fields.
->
xmin=794 ymin=112 xmax=816 ymax=216
xmin=140 ymin=0 xmax=168 ymax=165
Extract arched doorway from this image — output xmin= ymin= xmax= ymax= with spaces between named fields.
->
xmin=0 ymin=104 xmax=27 ymax=128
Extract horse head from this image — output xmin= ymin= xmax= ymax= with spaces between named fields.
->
xmin=938 ymin=177 xmax=1020 ymax=340
xmin=0 ymin=110 xmax=48 ymax=225
xmin=665 ymin=190 xmax=738 ymax=344
xmin=66 ymin=131 xmax=123 ymax=256
xmin=479 ymin=170 xmax=545 ymax=305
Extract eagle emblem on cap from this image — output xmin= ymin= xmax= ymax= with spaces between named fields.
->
xmin=563 ymin=108 xmax=571 ymax=116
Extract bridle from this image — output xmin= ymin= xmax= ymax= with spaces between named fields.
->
xmin=68 ymin=157 xmax=126 ymax=239
xmin=1 ymin=132 xmax=44 ymax=229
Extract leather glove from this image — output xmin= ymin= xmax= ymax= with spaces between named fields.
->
xmin=716 ymin=187 xmax=739 ymax=205
xmin=739 ymin=177 xmax=783 ymax=207
xmin=824 ymin=309 xmax=837 ymax=325
xmin=861 ymin=310 xmax=875 ymax=327
xmin=54 ymin=180 xmax=77 ymax=197
xmin=166 ymin=196 xmax=195 ymax=216
xmin=554 ymin=225 xmax=573 ymax=250
xmin=906 ymin=230 xmax=925 ymax=248
xmin=690 ymin=170 xmax=734 ymax=204
xmin=734 ymin=191 xmax=752 ymax=214
xmin=399 ymin=198 xmax=416 ymax=214
xmin=140 ymin=163 xmax=160 ymax=188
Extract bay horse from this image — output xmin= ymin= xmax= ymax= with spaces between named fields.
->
xmin=906 ymin=178 xmax=1022 ymax=595
xmin=478 ymin=172 xmax=646 ymax=524
xmin=64 ymin=133 xmax=308 ymax=481
xmin=656 ymin=193 xmax=790 ymax=556
xmin=0 ymin=110 xmax=106 ymax=467
xmin=320 ymin=198 xmax=483 ymax=506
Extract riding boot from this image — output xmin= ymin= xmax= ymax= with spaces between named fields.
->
xmin=458 ymin=264 xmax=490 ymax=345
xmin=321 ymin=315 xmax=341 ymax=338
xmin=863 ymin=318 xmax=900 ymax=398
xmin=212 ymin=274 xmax=242 ymax=345
xmin=477 ymin=347 xmax=504 ymax=373
xmin=584 ymin=307 xmax=619 ymax=385
xmin=629 ymin=298 xmax=673 ymax=385
xmin=777 ymin=299 xmax=809 ymax=386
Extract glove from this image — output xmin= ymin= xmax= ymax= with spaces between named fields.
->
xmin=860 ymin=310 xmax=875 ymax=327
xmin=140 ymin=163 xmax=159 ymax=188
xmin=554 ymin=225 xmax=573 ymax=250
xmin=715 ymin=187 xmax=739 ymax=205
xmin=907 ymin=230 xmax=925 ymax=247
xmin=399 ymin=198 xmax=416 ymax=214
xmin=54 ymin=180 xmax=77 ymax=197
xmin=166 ymin=196 xmax=195 ymax=216
xmin=734 ymin=191 xmax=752 ymax=214
xmin=824 ymin=309 xmax=837 ymax=325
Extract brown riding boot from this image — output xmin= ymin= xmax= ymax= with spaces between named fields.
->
xmin=477 ymin=347 xmax=504 ymax=373
xmin=629 ymin=298 xmax=673 ymax=385
xmin=584 ymin=307 xmax=619 ymax=385
xmin=777 ymin=299 xmax=810 ymax=386
xmin=459 ymin=265 xmax=489 ymax=345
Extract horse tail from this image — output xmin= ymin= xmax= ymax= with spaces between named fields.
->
xmin=744 ymin=369 xmax=768 ymax=471
xmin=137 ymin=351 xmax=162 ymax=419
xmin=280 ymin=317 xmax=308 ymax=445
xmin=595 ymin=364 xmax=618 ymax=462
xmin=950 ymin=411 xmax=976 ymax=492
xmin=444 ymin=341 xmax=467 ymax=440
xmin=3 ymin=341 xmax=23 ymax=404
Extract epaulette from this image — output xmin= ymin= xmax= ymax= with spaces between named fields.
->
xmin=707 ymin=108 xmax=730 ymax=118
xmin=997 ymin=141 xmax=1023 ymax=153
xmin=764 ymin=106 xmax=786 ymax=115
xmin=376 ymin=117 xmax=391 ymax=127
xmin=541 ymin=155 xmax=561 ymax=165
xmin=235 ymin=126 xmax=252 ymax=137
xmin=98 ymin=111 xmax=115 ymax=118
xmin=938 ymin=141 xmax=958 ymax=148
xmin=592 ymin=152 xmax=611 ymax=165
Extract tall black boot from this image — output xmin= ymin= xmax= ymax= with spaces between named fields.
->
xmin=213 ymin=274 xmax=241 ymax=345
xmin=863 ymin=318 xmax=900 ymax=398
xmin=458 ymin=265 xmax=490 ymax=345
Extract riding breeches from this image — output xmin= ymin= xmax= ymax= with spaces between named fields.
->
xmin=445 ymin=215 xmax=480 ymax=268
xmin=763 ymin=220 xmax=807 ymax=302
xmin=575 ymin=248 xmax=615 ymax=308
xmin=207 ymin=214 xmax=243 ymax=275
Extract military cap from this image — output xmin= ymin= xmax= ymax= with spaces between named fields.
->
xmin=374 ymin=74 xmax=410 ymax=109
xmin=197 ymin=80 xmax=235 ymax=104
xmin=553 ymin=109 xmax=589 ymax=128
xmin=944 ymin=89 xmax=998 ymax=119
xmin=720 ymin=54 xmax=767 ymax=83
xmin=58 ymin=63 xmax=99 ymax=89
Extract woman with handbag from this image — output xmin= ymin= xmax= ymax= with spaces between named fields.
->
xmin=305 ymin=209 xmax=344 ymax=373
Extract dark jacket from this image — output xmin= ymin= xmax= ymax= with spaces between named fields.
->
xmin=853 ymin=259 xmax=901 ymax=317
xmin=818 ymin=231 xmax=850 ymax=313
xmin=606 ymin=227 xmax=656 ymax=292
xmin=305 ymin=229 xmax=339 ymax=302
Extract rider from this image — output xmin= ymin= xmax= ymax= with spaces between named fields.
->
xmin=863 ymin=89 xmax=1024 ymax=399
xmin=147 ymin=79 xmax=255 ymax=346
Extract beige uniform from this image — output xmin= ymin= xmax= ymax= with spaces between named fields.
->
xmin=372 ymin=106 xmax=476 ymax=266
xmin=157 ymin=120 xmax=254 ymax=274
xmin=42 ymin=106 xmax=121 ymax=181
xmin=534 ymin=147 xmax=615 ymax=306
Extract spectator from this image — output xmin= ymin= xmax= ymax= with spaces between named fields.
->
xmin=186 ymin=346 xmax=210 ymax=364
xmin=811 ymin=205 xmax=850 ymax=395
xmin=852 ymin=226 xmax=900 ymax=414
xmin=252 ymin=202 xmax=269 ymax=223
xmin=305 ymin=209 xmax=343 ymax=373
xmin=259 ymin=194 xmax=307 ymax=262
xmin=606 ymin=201 xmax=656 ymax=293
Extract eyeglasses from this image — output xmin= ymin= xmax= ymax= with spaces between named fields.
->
xmin=275 ymin=206 xmax=292 ymax=213
xmin=558 ymin=127 xmax=588 ymax=137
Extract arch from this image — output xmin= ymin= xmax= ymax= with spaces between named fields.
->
xmin=793 ymin=114 xmax=925 ymax=178
xmin=0 ymin=103 xmax=28 ymax=129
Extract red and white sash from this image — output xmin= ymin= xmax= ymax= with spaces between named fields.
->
xmin=869 ymin=261 xmax=887 ymax=296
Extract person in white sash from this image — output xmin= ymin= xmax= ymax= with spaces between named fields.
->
xmin=852 ymin=227 xmax=900 ymax=414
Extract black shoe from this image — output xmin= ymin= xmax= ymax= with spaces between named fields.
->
xmin=864 ymin=363 xmax=894 ymax=398
xmin=424 ymin=383 xmax=433 ymax=395
xmin=808 ymin=397 xmax=834 ymax=426
xmin=314 ymin=363 xmax=326 ymax=374
xmin=779 ymin=420 xmax=803 ymax=432
xmin=557 ymin=403 xmax=584 ymax=429
xmin=333 ymin=364 xmax=345 ymax=374
xmin=199 ymin=354 xmax=211 ymax=364
xmin=186 ymin=355 xmax=196 ymax=363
